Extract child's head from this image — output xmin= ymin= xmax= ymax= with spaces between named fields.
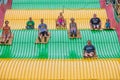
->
xmin=60 ymin=12 xmax=63 ymax=16
xmin=106 ymin=19 xmax=110 ymax=22
xmin=5 ymin=20 xmax=9 ymax=25
xmin=70 ymin=18 xmax=75 ymax=22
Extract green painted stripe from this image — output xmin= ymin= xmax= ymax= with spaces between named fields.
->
xmin=0 ymin=30 xmax=119 ymax=59
xmin=12 ymin=0 xmax=100 ymax=9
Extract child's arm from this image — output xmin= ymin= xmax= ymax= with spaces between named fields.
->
xmin=9 ymin=27 xmax=12 ymax=35
xmin=76 ymin=23 xmax=78 ymax=30
xmin=69 ymin=23 xmax=71 ymax=30
xmin=46 ymin=24 xmax=48 ymax=31
xmin=2 ymin=27 xmax=4 ymax=36
xmin=38 ymin=26 xmax=40 ymax=35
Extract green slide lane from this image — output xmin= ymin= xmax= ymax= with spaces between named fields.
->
xmin=0 ymin=30 xmax=120 ymax=59
xmin=12 ymin=0 xmax=100 ymax=9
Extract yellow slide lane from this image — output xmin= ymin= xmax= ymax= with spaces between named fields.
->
xmin=0 ymin=59 xmax=120 ymax=80
xmin=4 ymin=9 xmax=107 ymax=30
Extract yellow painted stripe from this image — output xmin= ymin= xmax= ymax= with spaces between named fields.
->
xmin=4 ymin=9 xmax=107 ymax=30
xmin=0 ymin=59 xmax=120 ymax=80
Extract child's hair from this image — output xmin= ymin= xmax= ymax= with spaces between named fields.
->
xmin=70 ymin=18 xmax=75 ymax=21
xmin=5 ymin=20 xmax=9 ymax=24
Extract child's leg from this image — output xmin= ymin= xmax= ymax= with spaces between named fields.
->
xmin=94 ymin=25 xmax=98 ymax=29
xmin=38 ymin=36 xmax=41 ymax=42
xmin=6 ymin=33 xmax=11 ymax=43
xmin=26 ymin=26 xmax=31 ymax=29
xmin=44 ymin=34 xmax=47 ymax=42
xmin=44 ymin=32 xmax=48 ymax=42
xmin=106 ymin=26 xmax=108 ymax=29
xmin=38 ymin=32 xmax=43 ymax=42
xmin=73 ymin=30 xmax=77 ymax=37
xmin=84 ymin=52 xmax=89 ymax=57
xmin=1 ymin=34 xmax=6 ymax=43
xmin=70 ymin=30 xmax=73 ymax=37
xmin=93 ymin=24 xmax=100 ymax=29
xmin=62 ymin=22 xmax=65 ymax=27
xmin=38 ymin=33 xmax=41 ymax=38
xmin=45 ymin=31 xmax=49 ymax=36
xmin=106 ymin=26 xmax=110 ymax=29
xmin=92 ymin=25 xmax=96 ymax=29
xmin=57 ymin=21 xmax=61 ymax=27
xmin=31 ymin=26 xmax=34 ymax=29
xmin=40 ymin=32 xmax=44 ymax=38
xmin=88 ymin=52 xmax=95 ymax=57
xmin=97 ymin=25 xmax=101 ymax=29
